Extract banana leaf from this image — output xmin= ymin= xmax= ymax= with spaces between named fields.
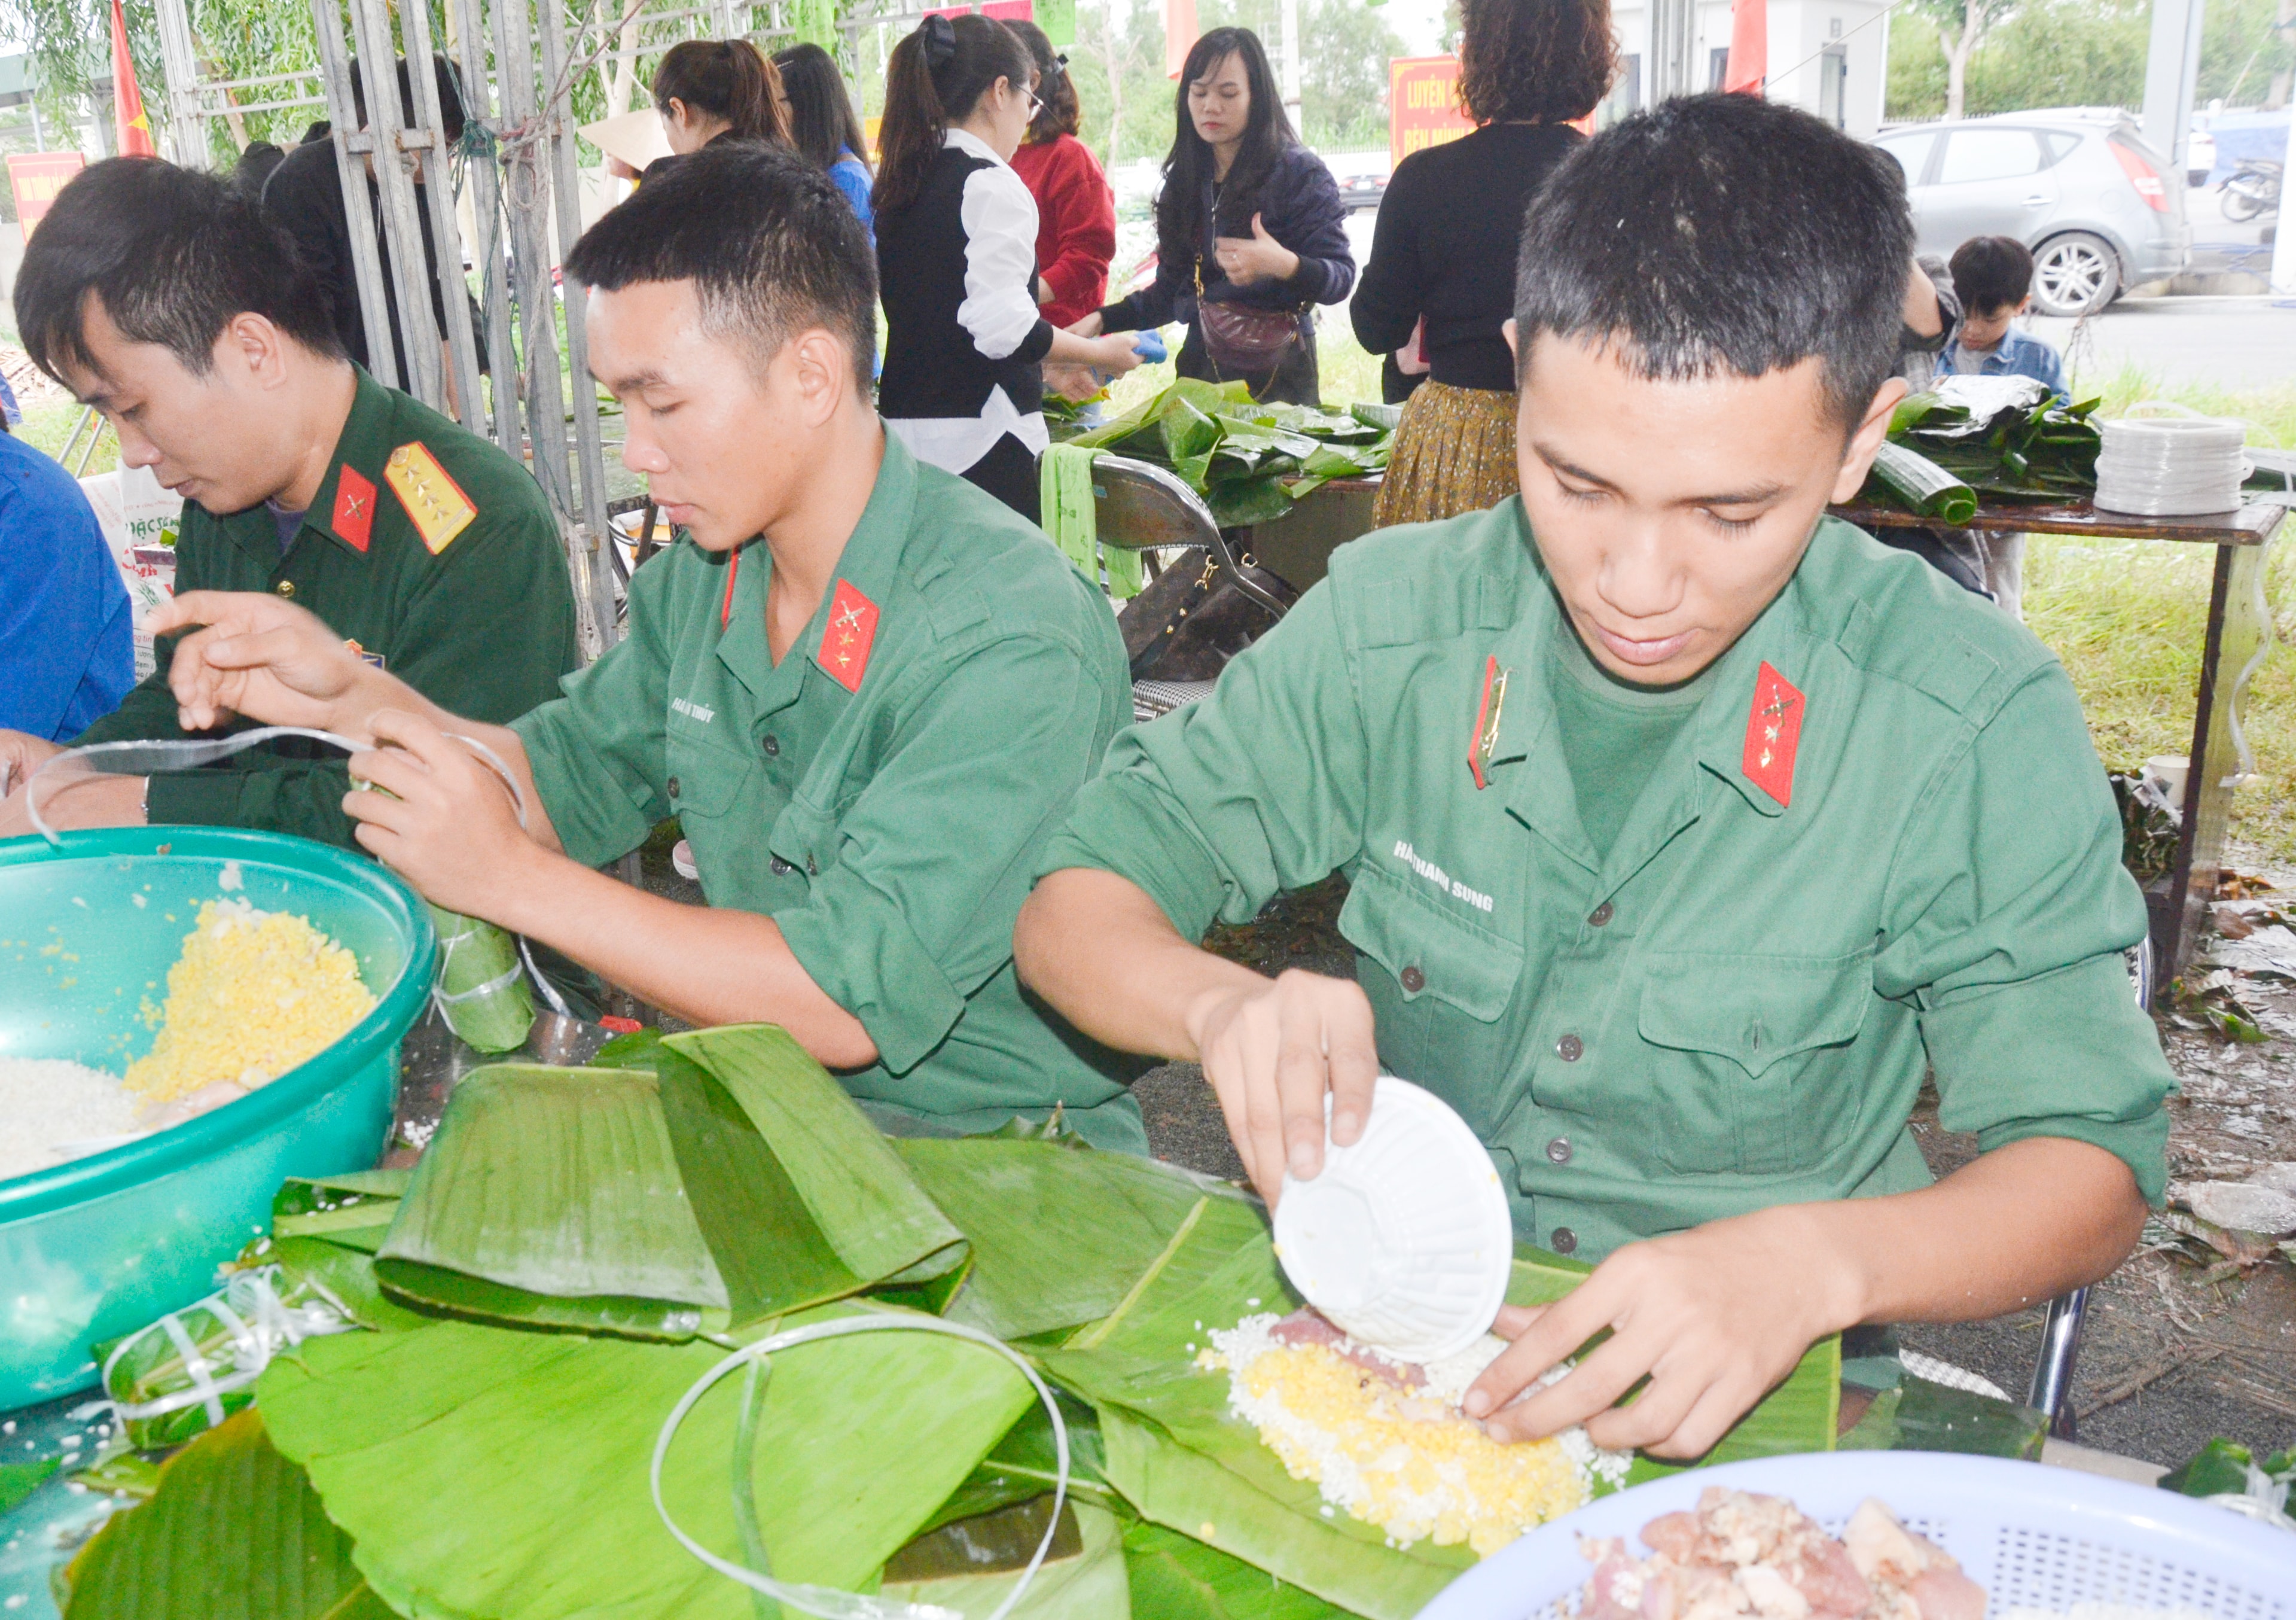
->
xmin=1123 ymin=1519 xmax=1354 ymax=1620
xmin=62 ymin=1409 xmax=395 ymax=1620
xmin=256 ymin=1302 xmax=1034 ymax=1619
xmin=428 ymin=905 xmax=535 ymax=1054
xmin=1043 ymin=1201 xmax=1841 ymax=1620
xmin=268 ymin=1170 xmax=408 ymax=1253
xmin=373 ymin=1027 xmax=967 ymax=1339
xmin=254 ymin=1235 xmax=433 ymax=1333
xmin=882 ymin=1500 xmax=1132 ymax=1619
xmin=891 ymin=1138 xmax=1248 ymax=1341
xmin=375 ymin=1063 xmax=733 ymax=1338
xmin=1207 ymin=476 xmax=1298 ymax=528
xmin=1862 ymin=441 xmax=1979 ymax=525
xmin=920 ymin=1390 xmax=1115 ymax=1534
xmin=0 ymin=1459 xmax=57 ymax=1515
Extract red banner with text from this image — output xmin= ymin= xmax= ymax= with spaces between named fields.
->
xmin=1389 ymin=56 xmax=1472 ymax=169
xmin=8 ymin=152 xmax=87 ymax=236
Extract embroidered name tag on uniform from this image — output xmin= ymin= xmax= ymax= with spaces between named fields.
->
xmin=332 ymin=465 xmax=377 ymax=554
xmin=1468 ymin=654 xmax=1510 ymax=790
xmin=383 ymin=442 xmax=477 ymax=555
xmin=819 ymin=578 xmax=879 ymax=693
xmin=1742 ymin=660 xmax=1806 ymax=807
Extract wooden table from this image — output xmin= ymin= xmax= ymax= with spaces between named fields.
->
xmin=1835 ymin=498 xmax=2288 ymax=977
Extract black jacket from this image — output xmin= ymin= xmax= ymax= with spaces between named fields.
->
xmin=1100 ymin=142 xmax=1356 ymax=333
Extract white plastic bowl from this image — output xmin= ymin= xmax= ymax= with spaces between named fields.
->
xmin=1271 ymin=1076 xmax=1513 ymax=1363
xmin=1414 ymin=1451 xmax=2296 ymax=1619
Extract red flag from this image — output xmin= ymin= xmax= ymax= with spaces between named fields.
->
xmin=1164 ymin=0 xmax=1197 ymax=80
xmin=1723 ymin=0 xmax=1767 ymax=95
xmin=111 ymin=0 xmax=157 ymax=157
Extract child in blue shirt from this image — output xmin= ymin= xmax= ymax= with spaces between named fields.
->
xmin=1937 ymin=235 xmax=2069 ymax=403
xmin=0 ymin=429 xmax=133 ymax=747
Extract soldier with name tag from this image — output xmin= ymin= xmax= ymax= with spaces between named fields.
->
xmin=0 ymin=157 xmax=577 ymax=845
xmin=142 ymin=144 xmax=1147 ymax=1147
xmin=1016 ymin=98 xmax=2176 ymax=1457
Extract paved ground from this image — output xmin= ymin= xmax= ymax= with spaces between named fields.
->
xmin=1133 ymin=865 xmax=2296 ymax=1471
xmin=2035 ymin=294 xmax=2296 ymax=391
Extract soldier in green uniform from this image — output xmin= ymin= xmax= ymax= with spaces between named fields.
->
xmin=0 ymin=158 xmax=577 ymax=842
xmin=147 ymin=144 xmax=1145 ymax=1147
xmin=1017 ymin=98 xmax=2175 ymax=1453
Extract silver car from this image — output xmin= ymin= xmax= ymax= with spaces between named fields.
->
xmin=1871 ymin=114 xmax=2190 ymax=317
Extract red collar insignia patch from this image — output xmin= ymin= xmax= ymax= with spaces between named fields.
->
xmin=1742 ymin=661 xmax=1805 ymax=807
xmin=1468 ymin=654 xmax=1509 ymax=790
xmin=819 ymin=578 xmax=880 ymax=693
xmin=332 ymin=465 xmax=376 ymax=554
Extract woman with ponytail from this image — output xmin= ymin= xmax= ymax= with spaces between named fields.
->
xmin=872 ymin=13 xmax=1142 ymax=522
xmin=651 ymin=39 xmax=789 ymax=157
xmin=1076 ymin=27 xmax=1352 ymax=404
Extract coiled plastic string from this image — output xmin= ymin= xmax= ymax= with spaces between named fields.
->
xmin=2094 ymin=402 xmax=2250 ymax=517
xmin=651 ymin=1314 xmax=1070 ymax=1620
xmin=23 ymin=726 xmax=572 ymax=1018
xmin=102 ymin=1263 xmax=358 ymax=1429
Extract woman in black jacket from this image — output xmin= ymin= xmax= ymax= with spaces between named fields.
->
xmin=1075 ymin=28 xmax=1353 ymax=405
xmin=873 ymin=14 xmax=1142 ymax=521
xmin=1350 ymin=0 xmax=1614 ymax=525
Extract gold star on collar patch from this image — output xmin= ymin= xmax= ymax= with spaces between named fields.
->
xmin=383 ymin=441 xmax=477 ymax=555
xmin=1741 ymin=660 xmax=1806 ymax=807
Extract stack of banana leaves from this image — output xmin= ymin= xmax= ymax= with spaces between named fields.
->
xmin=1859 ymin=374 xmax=2104 ymax=526
xmin=1056 ymin=378 xmax=1397 ymax=528
xmin=59 ymin=1024 xmax=1850 ymax=1620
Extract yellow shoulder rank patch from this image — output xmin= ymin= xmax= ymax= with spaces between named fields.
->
xmin=383 ymin=441 xmax=478 ymax=555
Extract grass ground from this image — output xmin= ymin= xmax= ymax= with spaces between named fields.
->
xmin=20 ymin=321 xmax=2292 ymax=856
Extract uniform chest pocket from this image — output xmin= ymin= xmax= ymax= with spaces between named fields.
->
xmin=1340 ymin=864 xmax=1523 ymax=1022
xmin=664 ymin=733 xmax=757 ymax=900
xmin=1636 ymin=950 xmax=1874 ymax=1175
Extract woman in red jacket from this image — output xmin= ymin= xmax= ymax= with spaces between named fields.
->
xmin=1007 ymin=22 xmax=1115 ymax=330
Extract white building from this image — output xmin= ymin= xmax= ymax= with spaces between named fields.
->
xmin=1603 ymin=0 xmax=1892 ymax=138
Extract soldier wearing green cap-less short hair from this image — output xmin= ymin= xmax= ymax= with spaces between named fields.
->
xmin=1016 ymin=94 xmax=2172 ymax=1464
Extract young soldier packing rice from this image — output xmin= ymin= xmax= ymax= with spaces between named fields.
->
xmin=1017 ymin=94 xmax=2173 ymax=1459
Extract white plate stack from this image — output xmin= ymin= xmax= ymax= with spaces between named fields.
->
xmin=2095 ymin=414 xmax=2249 ymax=516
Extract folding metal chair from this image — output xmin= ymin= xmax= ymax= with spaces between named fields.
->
xmin=2024 ymin=933 xmax=2157 ymax=1439
xmin=1090 ymin=455 xmax=1289 ymax=722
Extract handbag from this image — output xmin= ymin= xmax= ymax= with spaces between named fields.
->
xmin=1194 ymin=257 xmax=1304 ymax=377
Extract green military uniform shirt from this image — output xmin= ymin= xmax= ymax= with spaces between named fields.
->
xmin=1041 ymin=498 xmax=2174 ymax=1256
xmin=514 ymin=434 xmax=1147 ymax=1149
xmin=75 ymin=368 xmax=580 ymax=844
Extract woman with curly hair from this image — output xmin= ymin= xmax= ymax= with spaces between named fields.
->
xmin=1350 ymin=0 xmax=1615 ymax=525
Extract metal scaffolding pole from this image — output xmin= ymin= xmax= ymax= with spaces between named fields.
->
xmin=307 ymin=0 xmax=403 ymax=391
xmin=151 ymin=0 xmax=208 ymax=166
xmin=342 ymin=0 xmax=449 ymax=410
xmin=540 ymin=0 xmax=622 ymax=654
xmin=395 ymin=0 xmax=487 ymax=430
xmin=449 ymin=0 xmax=526 ymax=464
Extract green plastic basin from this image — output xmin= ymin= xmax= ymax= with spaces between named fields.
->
xmin=0 ymin=827 xmax=434 ymax=1411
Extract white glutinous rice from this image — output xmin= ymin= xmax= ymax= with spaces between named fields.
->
xmin=0 ymin=1057 xmax=139 ymax=1181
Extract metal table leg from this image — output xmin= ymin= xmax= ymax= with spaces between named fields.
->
xmin=2158 ymin=539 xmax=2276 ymax=976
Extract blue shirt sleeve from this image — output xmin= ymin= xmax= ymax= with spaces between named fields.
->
xmin=0 ymin=437 xmax=134 ymax=742
xmin=832 ymin=153 xmax=876 ymax=256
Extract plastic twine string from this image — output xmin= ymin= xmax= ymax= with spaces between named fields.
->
xmin=651 ymin=1315 xmax=1071 ymax=1620
xmin=100 ymin=1265 xmax=358 ymax=1426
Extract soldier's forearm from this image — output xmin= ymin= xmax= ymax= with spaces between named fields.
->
xmin=1015 ymin=866 xmax=1264 ymax=1062
xmin=1791 ymin=1135 xmax=2148 ymax=1330
xmin=492 ymin=853 xmax=876 ymax=1067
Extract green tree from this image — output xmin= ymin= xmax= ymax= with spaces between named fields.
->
xmin=1903 ymin=0 xmax=2021 ymax=120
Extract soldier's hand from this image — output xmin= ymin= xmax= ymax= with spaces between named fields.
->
xmin=0 ymin=731 xmax=65 ymax=803
xmin=343 ymin=708 xmax=532 ymax=915
xmin=1461 ymin=1207 xmax=1837 ymax=1458
xmin=151 ymin=591 xmax=373 ymax=735
xmin=1183 ymin=967 xmax=1380 ymax=1207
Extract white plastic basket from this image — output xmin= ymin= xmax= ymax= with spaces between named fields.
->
xmin=1415 ymin=1452 xmax=2296 ymax=1620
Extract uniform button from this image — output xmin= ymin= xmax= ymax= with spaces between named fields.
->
xmin=1556 ymin=1033 xmax=1583 ymax=1061
xmin=762 ymin=734 xmax=780 ymax=757
xmin=770 ymin=856 xmax=794 ymax=875
xmin=1545 ymin=1136 xmax=1572 ymax=1165
xmin=1588 ymin=901 xmax=1613 ymax=927
xmin=1550 ymin=1226 xmax=1578 ymax=1255
xmin=666 ymin=776 xmax=681 ymax=799
xmin=275 ymin=580 xmax=295 ymax=598
xmin=1399 ymin=966 xmax=1425 ymax=994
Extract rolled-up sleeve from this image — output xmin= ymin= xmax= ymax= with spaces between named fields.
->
xmin=1875 ymin=664 xmax=2175 ymax=1202
xmin=1035 ymin=583 xmax=1368 ymax=942
xmin=777 ymin=631 xmax=1118 ymax=1074
xmin=958 ymin=165 xmax=1054 ymax=364
xmin=512 ymin=559 xmax=676 ymax=867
